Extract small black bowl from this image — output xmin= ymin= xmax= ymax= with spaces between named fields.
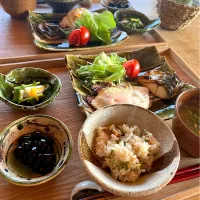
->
xmin=46 ymin=0 xmax=78 ymax=13
xmin=101 ymin=0 xmax=132 ymax=13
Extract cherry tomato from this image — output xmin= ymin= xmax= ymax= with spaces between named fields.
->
xmin=68 ymin=26 xmax=90 ymax=47
xmin=68 ymin=29 xmax=81 ymax=47
xmin=80 ymin=26 xmax=90 ymax=46
xmin=123 ymin=59 xmax=140 ymax=79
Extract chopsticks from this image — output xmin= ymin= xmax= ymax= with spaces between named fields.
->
xmin=80 ymin=191 xmax=118 ymax=200
xmin=80 ymin=164 xmax=200 ymax=200
xmin=169 ymin=164 xmax=200 ymax=184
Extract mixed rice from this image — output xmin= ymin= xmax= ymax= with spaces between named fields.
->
xmin=92 ymin=124 xmax=160 ymax=182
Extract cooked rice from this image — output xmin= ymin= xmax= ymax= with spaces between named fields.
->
xmin=92 ymin=124 xmax=160 ymax=182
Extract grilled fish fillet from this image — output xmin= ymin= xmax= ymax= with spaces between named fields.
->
xmin=138 ymin=69 xmax=183 ymax=99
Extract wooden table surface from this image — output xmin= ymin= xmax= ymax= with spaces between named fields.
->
xmin=0 ymin=0 xmax=199 ymax=200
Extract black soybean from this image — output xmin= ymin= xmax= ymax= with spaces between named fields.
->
xmin=44 ymin=145 xmax=52 ymax=154
xmin=42 ymin=153 xmax=54 ymax=164
xmin=14 ymin=146 xmax=23 ymax=157
xmin=19 ymin=136 xmax=31 ymax=145
xmin=28 ymin=147 xmax=38 ymax=158
xmin=39 ymin=138 xmax=47 ymax=151
xmin=14 ymin=131 xmax=56 ymax=175
xmin=44 ymin=136 xmax=54 ymax=146
xmin=22 ymin=141 xmax=32 ymax=150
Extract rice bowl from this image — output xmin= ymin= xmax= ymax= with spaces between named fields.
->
xmin=78 ymin=104 xmax=180 ymax=197
xmin=92 ymin=124 xmax=160 ymax=182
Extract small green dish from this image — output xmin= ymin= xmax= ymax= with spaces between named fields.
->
xmin=0 ymin=67 xmax=62 ymax=111
xmin=114 ymin=9 xmax=160 ymax=34
xmin=0 ymin=114 xmax=72 ymax=186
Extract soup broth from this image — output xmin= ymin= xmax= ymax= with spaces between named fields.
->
xmin=178 ymin=100 xmax=200 ymax=136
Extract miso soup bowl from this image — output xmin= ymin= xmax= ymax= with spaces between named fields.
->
xmin=78 ymin=104 xmax=180 ymax=197
xmin=172 ymin=88 xmax=200 ymax=157
xmin=0 ymin=114 xmax=72 ymax=186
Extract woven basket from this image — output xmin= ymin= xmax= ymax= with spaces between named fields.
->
xmin=157 ymin=0 xmax=200 ymax=30
xmin=0 ymin=0 xmax=36 ymax=18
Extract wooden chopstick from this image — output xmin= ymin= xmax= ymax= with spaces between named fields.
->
xmin=169 ymin=167 xmax=200 ymax=184
xmin=174 ymin=164 xmax=200 ymax=176
xmin=80 ymin=164 xmax=200 ymax=200
xmin=80 ymin=191 xmax=118 ymax=200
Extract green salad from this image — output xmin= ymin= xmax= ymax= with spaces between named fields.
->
xmin=76 ymin=52 xmax=126 ymax=92
xmin=75 ymin=10 xmax=116 ymax=44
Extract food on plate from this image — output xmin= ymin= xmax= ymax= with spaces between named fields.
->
xmin=178 ymin=99 xmax=200 ymax=136
xmin=14 ymin=131 xmax=56 ymax=175
xmin=75 ymin=52 xmax=147 ymax=109
xmin=123 ymin=59 xmax=140 ymax=79
xmin=92 ymin=124 xmax=160 ymax=182
xmin=34 ymin=9 xmax=116 ymax=45
xmin=59 ymin=8 xmax=86 ymax=28
xmin=75 ymin=10 xmax=116 ymax=44
xmin=120 ymin=17 xmax=144 ymax=30
xmin=91 ymin=84 xmax=150 ymax=109
xmin=76 ymin=52 xmax=126 ymax=92
xmin=66 ymin=46 xmax=188 ymax=117
xmin=68 ymin=26 xmax=90 ymax=46
xmin=138 ymin=68 xmax=183 ymax=99
xmin=12 ymin=81 xmax=48 ymax=105
xmin=37 ymin=23 xmax=66 ymax=40
xmin=70 ymin=48 xmax=185 ymax=113
xmin=108 ymin=0 xmax=130 ymax=9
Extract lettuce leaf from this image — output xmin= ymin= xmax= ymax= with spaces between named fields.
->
xmin=75 ymin=10 xmax=116 ymax=44
xmin=76 ymin=52 xmax=126 ymax=85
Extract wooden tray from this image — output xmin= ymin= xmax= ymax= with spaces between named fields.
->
xmin=0 ymin=48 xmax=199 ymax=200
xmin=0 ymin=3 xmax=167 ymax=65
xmin=0 ymin=29 xmax=167 ymax=65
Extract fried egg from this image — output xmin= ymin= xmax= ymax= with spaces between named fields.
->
xmin=91 ymin=84 xmax=150 ymax=109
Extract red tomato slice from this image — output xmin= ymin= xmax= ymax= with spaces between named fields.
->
xmin=80 ymin=26 xmax=90 ymax=46
xmin=123 ymin=59 xmax=140 ymax=79
xmin=68 ymin=26 xmax=90 ymax=47
xmin=68 ymin=29 xmax=81 ymax=47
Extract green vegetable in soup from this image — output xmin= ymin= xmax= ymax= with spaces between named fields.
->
xmin=178 ymin=100 xmax=200 ymax=136
xmin=75 ymin=10 xmax=116 ymax=44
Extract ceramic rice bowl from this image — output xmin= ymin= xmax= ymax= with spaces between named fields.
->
xmin=0 ymin=115 xmax=72 ymax=186
xmin=78 ymin=104 xmax=180 ymax=197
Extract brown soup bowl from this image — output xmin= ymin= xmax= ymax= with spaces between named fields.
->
xmin=172 ymin=88 xmax=200 ymax=157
